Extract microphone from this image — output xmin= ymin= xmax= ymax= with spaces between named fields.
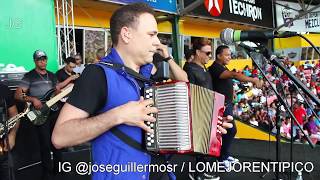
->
xmin=220 ymin=28 xmax=297 ymax=45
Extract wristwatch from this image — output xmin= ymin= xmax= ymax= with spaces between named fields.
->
xmin=163 ymin=55 xmax=173 ymax=62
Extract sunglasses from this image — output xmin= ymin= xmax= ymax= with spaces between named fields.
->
xmin=201 ymin=50 xmax=211 ymax=56
xmin=35 ymin=57 xmax=47 ymax=62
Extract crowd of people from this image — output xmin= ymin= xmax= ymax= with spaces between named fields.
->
xmin=232 ymin=60 xmax=320 ymax=143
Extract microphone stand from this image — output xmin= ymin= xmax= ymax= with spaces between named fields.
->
xmin=289 ymin=85 xmax=294 ymax=180
xmin=240 ymin=43 xmax=315 ymax=148
xmin=260 ymin=46 xmax=320 ymax=107
xmin=239 ymin=43 xmax=315 ymax=180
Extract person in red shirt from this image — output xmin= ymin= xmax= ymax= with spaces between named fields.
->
xmin=316 ymin=85 xmax=320 ymax=95
xmin=252 ymin=67 xmax=258 ymax=78
xmin=293 ymin=102 xmax=307 ymax=140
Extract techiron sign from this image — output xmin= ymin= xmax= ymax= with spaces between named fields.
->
xmin=227 ymin=0 xmax=262 ymax=21
xmin=184 ymin=0 xmax=274 ymax=28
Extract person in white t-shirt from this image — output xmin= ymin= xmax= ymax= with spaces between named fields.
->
xmin=73 ymin=53 xmax=85 ymax=74
xmin=290 ymin=62 xmax=297 ymax=75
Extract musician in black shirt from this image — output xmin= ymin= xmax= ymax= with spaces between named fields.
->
xmin=15 ymin=50 xmax=60 ymax=180
xmin=208 ymin=45 xmax=262 ymax=168
xmin=184 ymin=38 xmax=221 ymax=180
xmin=56 ymin=56 xmax=79 ymax=87
xmin=0 ymin=83 xmax=19 ymax=180
xmin=184 ymin=38 xmax=213 ymax=90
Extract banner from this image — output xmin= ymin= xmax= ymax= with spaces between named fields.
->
xmin=101 ymin=0 xmax=177 ymax=14
xmin=183 ymin=0 xmax=274 ymax=28
xmin=276 ymin=1 xmax=320 ymax=32
xmin=0 ymin=0 xmax=58 ymax=72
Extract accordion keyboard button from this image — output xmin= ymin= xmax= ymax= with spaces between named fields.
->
xmin=147 ymin=122 xmax=151 ymax=125
xmin=147 ymin=142 xmax=151 ymax=146
xmin=147 ymin=137 xmax=151 ymax=141
xmin=150 ymin=124 xmax=154 ymax=128
xmin=151 ymin=139 xmax=154 ymax=143
xmin=151 ymin=134 xmax=154 ymax=138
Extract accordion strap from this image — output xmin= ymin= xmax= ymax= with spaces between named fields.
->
xmin=110 ymin=128 xmax=175 ymax=179
xmin=110 ymin=127 xmax=150 ymax=154
xmin=98 ymin=62 xmax=154 ymax=84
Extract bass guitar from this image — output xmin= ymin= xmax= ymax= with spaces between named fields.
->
xmin=27 ymin=84 xmax=74 ymax=125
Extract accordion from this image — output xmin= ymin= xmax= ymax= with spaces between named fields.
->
xmin=144 ymin=81 xmax=225 ymax=157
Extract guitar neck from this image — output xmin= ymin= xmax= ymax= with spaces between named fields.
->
xmin=45 ymin=85 xmax=74 ymax=107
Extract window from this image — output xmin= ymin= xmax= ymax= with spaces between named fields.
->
xmin=314 ymin=47 xmax=320 ymax=60
xmin=56 ymin=27 xmax=80 ymax=65
xmin=301 ymin=47 xmax=307 ymax=60
xmin=84 ymin=29 xmax=109 ymax=64
xmin=306 ymin=47 xmax=313 ymax=60
xmin=56 ymin=26 xmax=110 ymax=65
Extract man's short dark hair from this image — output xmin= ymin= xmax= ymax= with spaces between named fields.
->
xmin=184 ymin=48 xmax=194 ymax=60
xmin=215 ymin=45 xmax=229 ymax=59
xmin=74 ymin=53 xmax=82 ymax=59
xmin=192 ymin=38 xmax=211 ymax=54
xmin=64 ymin=57 xmax=76 ymax=64
xmin=110 ymin=3 xmax=155 ymax=46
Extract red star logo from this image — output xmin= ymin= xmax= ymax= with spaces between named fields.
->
xmin=204 ymin=0 xmax=224 ymax=17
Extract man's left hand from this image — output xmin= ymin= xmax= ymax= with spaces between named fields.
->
xmin=217 ymin=115 xmax=233 ymax=134
xmin=155 ymin=43 xmax=170 ymax=59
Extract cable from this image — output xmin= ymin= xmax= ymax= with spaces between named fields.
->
xmin=298 ymin=34 xmax=320 ymax=57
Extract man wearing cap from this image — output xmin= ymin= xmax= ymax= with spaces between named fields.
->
xmin=15 ymin=50 xmax=59 ymax=180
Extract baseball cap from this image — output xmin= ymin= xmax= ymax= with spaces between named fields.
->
xmin=33 ymin=50 xmax=47 ymax=60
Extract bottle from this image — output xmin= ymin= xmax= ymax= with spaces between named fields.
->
xmin=296 ymin=171 xmax=303 ymax=180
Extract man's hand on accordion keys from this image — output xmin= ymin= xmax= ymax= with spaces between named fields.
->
xmin=217 ymin=115 xmax=233 ymax=134
xmin=115 ymin=97 xmax=158 ymax=134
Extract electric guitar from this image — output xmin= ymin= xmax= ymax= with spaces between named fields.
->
xmin=27 ymin=84 xmax=74 ymax=125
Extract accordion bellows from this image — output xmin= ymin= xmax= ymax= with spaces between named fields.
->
xmin=144 ymin=81 xmax=225 ymax=157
